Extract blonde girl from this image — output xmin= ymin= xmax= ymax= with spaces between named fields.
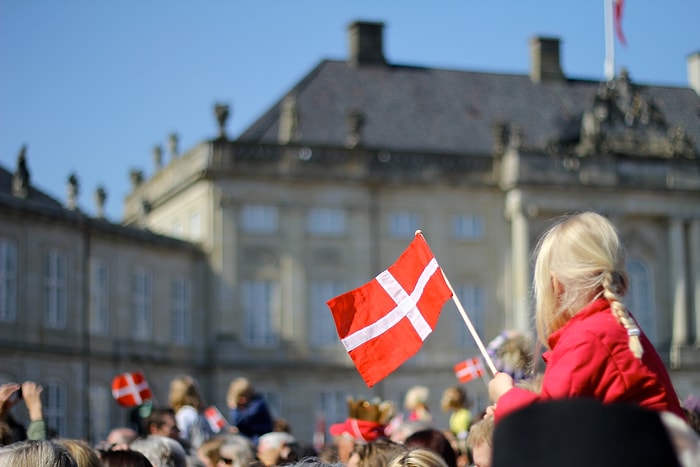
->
xmin=488 ymin=212 xmax=685 ymax=421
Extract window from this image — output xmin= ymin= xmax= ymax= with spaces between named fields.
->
xmin=307 ymin=208 xmax=346 ymax=236
xmin=388 ymin=212 xmax=421 ymax=238
xmin=240 ymin=205 xmax=278 ymax=234
xmin=44 ymin=379 xmax=67 ymax=437
xmin=132 ymin=267 xmax=153 ymax=340
xmin=172 ymin=277 xmax=191 ymax=344
xmin=190 ymin=211 xmax=202 ymax=241
xmin=452 ymin=214 xmax=485 ymax=240
xmin=310 ymin=280 xmax=345 ymax=346
xmin=44 ymin=248 xmax=67 ymax=329
xmin=241 ymin=280 xmax=279 ymax=347
xmin=454 ymin=283 xmax=486 ymax=347
xmin=89 ymin=383 xmax=111 ymax=443
xmin=0 ymin=239 xmax=17 ymax=323
xmin=89 ymin=258 xmax=110 ymax=335
xmin=318 ymin=390 xmax=348 ymax=429
xmin=627 ymin=258 xmax=657 ymax=344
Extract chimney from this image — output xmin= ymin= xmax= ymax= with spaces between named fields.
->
xmin=348 ymin=21 xmax=386 ymax=66
xmin=688 ymin=51 xmax=700 ymax=95
xmin=530 ymin=36 xmax=564 ymax=83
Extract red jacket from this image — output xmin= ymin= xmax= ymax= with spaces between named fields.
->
xmin=495 ymin=298 xmax=686 ymax=421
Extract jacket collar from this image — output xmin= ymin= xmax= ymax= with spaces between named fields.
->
xmin=546 ymin=297 xmax=609 ymax=350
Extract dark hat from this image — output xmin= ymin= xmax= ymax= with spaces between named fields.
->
xmin=492 ymin=398 xmax=680 ymax=467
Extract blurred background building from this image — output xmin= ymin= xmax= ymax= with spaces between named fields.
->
xmin=1 ymin=20 xmax=699 ymax=442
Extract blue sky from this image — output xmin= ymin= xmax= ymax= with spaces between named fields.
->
xmin=1 ymin=1 xmax=698 ymax=220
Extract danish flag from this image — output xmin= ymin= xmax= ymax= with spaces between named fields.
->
xmin=111 ymin=371 xmax=152 ymax=407
xmin=454 ymin=357 xmax=486 ymax=384
xmin=613 ymin=0 xmax=626 ymax=46
xmin=204 ymin=406 xmax=228 ymax=433
xmin=327 ymin=231 xmax=452 ymax=387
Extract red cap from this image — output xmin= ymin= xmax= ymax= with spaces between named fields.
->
xmin=329 ymin=418 xmax=385 ymax=442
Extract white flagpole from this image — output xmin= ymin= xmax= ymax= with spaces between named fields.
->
xmin=440 ymin=272 xmax=498 ymax=376
xmin=604 ymin=0 xmax=615 ymax=81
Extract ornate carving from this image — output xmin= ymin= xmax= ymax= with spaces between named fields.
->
xmin=214 ymin=103 xmax=230 ymax=139
xmin=12 ymin=145 xmax=30 ymax=198
xmin=561 ymin=71 xmax=697 ymax=160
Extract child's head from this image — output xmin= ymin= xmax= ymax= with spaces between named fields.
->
xmin=533 ymin=212 xmax=642 ymax=357
xmin=404 ymin=386 xmax=430 ymax=410
xmin=440 ymin=386 xmax=467 ymax=412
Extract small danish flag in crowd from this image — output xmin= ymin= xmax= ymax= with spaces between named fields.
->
xmin=327 ymin=231 xmax=452 ymax=387
xmin=204 ymin=406 xmax=228 ymax=433
xmin=454 ymin=357 xmax=486 ymax=384
xmin=111 ymin=371 xmax=152 ymax=407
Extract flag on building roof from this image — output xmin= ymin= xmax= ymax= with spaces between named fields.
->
xmin=454 ymin=357 xmax=486 ymax=384
xmin=204 ymin=406 xmax=228 ymax=433
xmin=614 ymin=0 xmax=627 ymax=46
xmin=111 ymin=371 xmax=152 ymax=407
xmin=327 ymin=231 xmax=452 ymax=387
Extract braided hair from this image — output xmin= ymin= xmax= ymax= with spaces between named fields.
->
xmin=533 ymin=211 xmax=643 ymax=359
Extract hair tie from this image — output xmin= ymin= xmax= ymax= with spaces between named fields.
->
xmin=627 ymin=328 xmax=640 ymax=337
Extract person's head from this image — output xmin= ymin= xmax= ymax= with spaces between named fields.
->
xmin=55 ymin=439 xmax=101 ymax=467
xmin=99 ymin=448 xmax=153 ymax=467
xmin=404 ymin=429 xmax=457 ymax=467
xmin=404 ymin=386 xmax=430 ymax=411
xmin=226 ymin=377 xmax=254 ymax=409
xmin=440 ymin=387 xmax=467 ymax=412
xmin=0 ymin=439 xmax=77 ymax=467
xmin=389 ymin=420 xmax=434 ymax=444
xmin=197 ymin=435 xmax=225 ymax=467
xmin=217 ymin=434 xmax=256 ymax=467
xmin=388 ymin=448 xmax=449 ymax=467
xmin=105 ymin=427 xmax=139 ymax=450
xmin=0 ymin=421 xmax=14 ymax=446
xmin=168 ymin=375 xmax=205 ymax=412
xmin=491 ymin=399 xmax=682 ymax=467
xmin=466 ymin=416 xmax=494 ymax=467
xmin=533 ymin=212 xmax=642 ymax=358
xmin=256 ymin=431 xmax=296 ymax=466
xmin=146 ymin=407 xmax=180 ymax=439
xmin=346 ymin=438 xmax=406 ymax=467
xmin=130 ymin=434 xmax=188 ymax=467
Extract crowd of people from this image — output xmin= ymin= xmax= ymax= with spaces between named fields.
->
xmin=2 ymin=212 xmax=700 ymax=467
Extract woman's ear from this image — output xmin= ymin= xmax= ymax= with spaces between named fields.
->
xmin=551 ymin=273 xmax=564 ymax=296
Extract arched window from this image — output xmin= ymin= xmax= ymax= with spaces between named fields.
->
xmin=626 ymin=258 xmax=657 ymax=345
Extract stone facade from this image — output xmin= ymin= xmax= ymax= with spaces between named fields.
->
xmin=1 ymin=20 xmax=699 ymax=443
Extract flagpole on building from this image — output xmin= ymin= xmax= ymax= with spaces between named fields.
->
xmin=440 ymin=272 xmax=498 ymax=376
xmin=604 ymin=0 xmax=615 ymax=81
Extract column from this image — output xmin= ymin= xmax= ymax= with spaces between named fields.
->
xmin=669 ymin=217 xmax=687 ymax=367
xmin=689 ymin=219 xmax=700 ymax=346
xmin=507 ymin=191 xmax=531 ymax=333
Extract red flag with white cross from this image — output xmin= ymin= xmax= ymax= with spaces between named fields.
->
xmin=111 ymin=371 xmax=152 ymax=407
xmin=454 ymin=357 xmax=486 ymax=384
xmin=327 ymin=231 xmax=452 ymax=387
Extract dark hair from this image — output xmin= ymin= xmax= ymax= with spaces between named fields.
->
xmin=146 ymin=407 xmax=176 ymax=431
xmin=404 ymin=429 xmax=457 ymax=467
xmin=99 ymin=448 xmax=152 ymax=467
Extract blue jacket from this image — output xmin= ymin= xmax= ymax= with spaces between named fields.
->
xmin=229 ymin=394 xmax=274 ymax=443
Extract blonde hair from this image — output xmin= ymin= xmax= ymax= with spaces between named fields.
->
xmin=168 ymin=375 xmax=205 ymax=411
xmin=388 ymin=448 xmax=448 ymax=467
xmin=404 ymin=386 xmax=429 ymax=410
xmin=533 ymin=212 xmax=642 ymax=358
xmin=226 ymin=377 xmax=254 ymax=408
xmin=54 ymin=439 xmax=101 ymax=467
xmin=466 ymin=416 xmax=494 ymax=451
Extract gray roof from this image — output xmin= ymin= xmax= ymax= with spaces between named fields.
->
xmin=239 ymin=60 xmax=700 ymax=156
